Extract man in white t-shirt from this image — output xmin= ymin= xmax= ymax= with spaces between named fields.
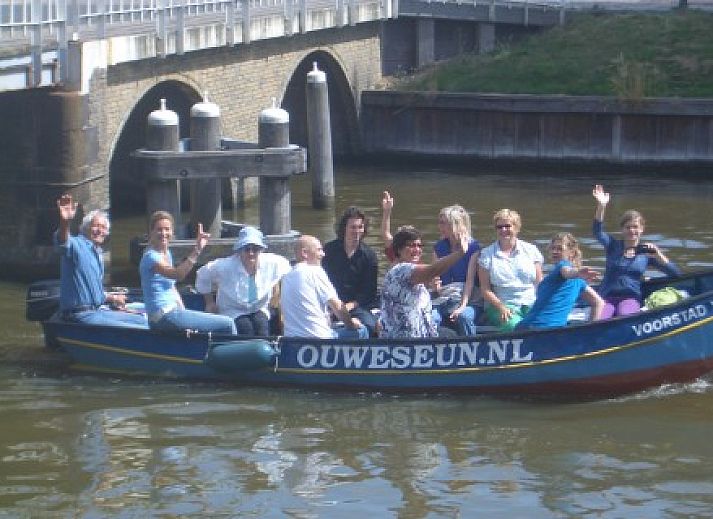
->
xmin=280 ymin=235 xmax=368 ymax=339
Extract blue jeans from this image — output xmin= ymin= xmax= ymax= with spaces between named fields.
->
xmin=336 ymin=325 xmax=369 ymax=340
xmin=151 ymin=308 xmax=237 ymax=335
xmin=71 ymin=308 xmax=149 ymax=329
xmin=432 ymin=303 xmax=478 ymax=336
xmin=235 ymin=311 xmax=270 ymax=336
xmin=349 ymin=307 xmax=378 ymax=336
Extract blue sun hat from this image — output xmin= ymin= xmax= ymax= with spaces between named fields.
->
xmin=233 ymin=226 xmax=267 ymax=252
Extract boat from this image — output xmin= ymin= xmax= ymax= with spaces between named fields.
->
xmin=25 ymin=268 xmax=713 ymax=397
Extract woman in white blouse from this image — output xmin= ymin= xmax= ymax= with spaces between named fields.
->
xmin=478 ymin=209 xmax=543 ymax=331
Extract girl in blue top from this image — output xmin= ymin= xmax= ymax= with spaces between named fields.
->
xmin=518 ymin=232 xmax=604 ymax=330
xmin=593 ymin=185 xmax=681 ymax=318
xmin=140 ymin=211 xmax=236 ymax=335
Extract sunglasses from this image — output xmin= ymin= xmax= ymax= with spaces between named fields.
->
xmin=496 ymin=224 xmax=513 ymax=230
xmin=242 ymin=245 xmax=263 ymax=253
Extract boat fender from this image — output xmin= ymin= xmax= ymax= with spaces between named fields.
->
xmin=205 ymin=339 xmax=278 ymax=372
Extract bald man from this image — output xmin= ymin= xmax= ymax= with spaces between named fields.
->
xmin=280 ymin=235 xmax=368 ymax=339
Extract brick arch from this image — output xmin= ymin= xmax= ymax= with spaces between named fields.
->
xmin=282 ymin=50 xmax=360 ymax=157
xmin=109 ymin=80 xmax=201 ymax=213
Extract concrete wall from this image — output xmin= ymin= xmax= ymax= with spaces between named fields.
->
xmin=361 ymin=91 xmax=713 ymax=166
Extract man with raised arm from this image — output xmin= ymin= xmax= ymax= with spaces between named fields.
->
xmin=54 ymin=193 xmax=147 ymax=327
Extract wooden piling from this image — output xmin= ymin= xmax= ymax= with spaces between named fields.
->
xmin=146 ymin=99 xmax=181 ymax=235
xmin=258 ymin=101 xmax=291 ymax=235
xmin=306 ymin=63 xmax=334 ymax=209
xmin=189 ymin=96 xmax=222 ymax=238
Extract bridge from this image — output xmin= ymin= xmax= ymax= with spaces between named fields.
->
xmin=0 ymin=0 xmax=565 ymax=277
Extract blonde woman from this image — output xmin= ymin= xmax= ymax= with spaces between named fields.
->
xmin=517 ymin=232 xmax=604 ymax=329
xmin=431 ymin=204 xmax=481 ymax=335
xmin=478 ymin=209 xmax=543 ymax=331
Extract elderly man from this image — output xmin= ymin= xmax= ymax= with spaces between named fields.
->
xmin=281 ymin=235 xmax=368 ymax=339
xmin=196 ymin=226 xmax=290 ymax=336
xmin=54 ymin=193 xmax=147 ymax=328
xmin=322 ymin=206 xmax=379 ymax=335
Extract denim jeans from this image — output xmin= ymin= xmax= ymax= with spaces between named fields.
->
xmin=235 ymin=311 xmax=270 ymax=336
xmin=151 ymin=308 xmax=237 ymax=335
xmin=71 ymin=308 xmax=149 ymax=329
xmin=432 ymin=302 xmax=478 ymax=336
xmin=335 ymin=325 xmax=369 ymax=340
xmin=349 ymin=307 xmax=378 ymax=336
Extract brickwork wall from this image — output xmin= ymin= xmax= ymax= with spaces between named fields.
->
xmin=0 ymin=22 xmax=383 ymax=278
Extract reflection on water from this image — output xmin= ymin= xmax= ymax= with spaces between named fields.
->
xmin=3 ymin=165 xmax=713 ymax=517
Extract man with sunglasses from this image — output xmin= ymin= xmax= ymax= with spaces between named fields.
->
xmin=195 ymin=226 xmax=290 ymax=336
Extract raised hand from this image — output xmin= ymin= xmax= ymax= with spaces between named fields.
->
xmin=382 ymin=190 xmax=394 ymax=212
xmin=592 ymin=184 xmax=610 ymax=206
xmin=57 ymin=193 xmax=78 ymax=222
xmin=195 ymin=222 xmax=210 ymax=252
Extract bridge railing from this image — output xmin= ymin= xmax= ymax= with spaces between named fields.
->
xmin=0 ymin=0 xmax=391 ymax=89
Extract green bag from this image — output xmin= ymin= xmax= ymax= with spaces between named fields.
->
xmin=644 ymin=287 xmax=686 ymax=309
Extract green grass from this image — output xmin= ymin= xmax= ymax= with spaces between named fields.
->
xmin=394 ymin=10 xmax=713 ymax=98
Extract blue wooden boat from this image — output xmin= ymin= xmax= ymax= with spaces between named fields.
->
xmin=26 ymin=269 xmax=713 ymax=397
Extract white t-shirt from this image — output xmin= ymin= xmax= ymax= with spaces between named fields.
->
xmin=195 ymin=252 xmax=290 ymax=319
xmin=280 ymin=262 xmax=339 ymax=338
xmin=478 ymin=239 xmax=543 ymax=307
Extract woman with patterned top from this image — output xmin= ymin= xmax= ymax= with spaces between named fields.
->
xmin=380 ymin=227 xmax=468 ymax=338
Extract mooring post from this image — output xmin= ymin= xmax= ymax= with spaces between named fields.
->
xmin=306 ymin=62 xmax=334 ymax=209
xmin=146 ymin=99 xmax=182 ymax=235
xmin=258 ymin=100 xmax=291 ymax=235
xmin=189 ymin=95 xmax=222 ymax=238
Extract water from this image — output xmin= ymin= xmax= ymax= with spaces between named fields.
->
xmin=3 ymin=164 xmax=713 ymax=517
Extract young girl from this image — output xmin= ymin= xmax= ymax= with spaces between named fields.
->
xmin=517 ymin=232 xmax=604 ymax=329
xmin=593 ymin=184 xmax=681 ymax=318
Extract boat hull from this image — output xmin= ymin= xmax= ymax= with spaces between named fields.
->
xmin=39 ymin=270 xmax=713 ymax=398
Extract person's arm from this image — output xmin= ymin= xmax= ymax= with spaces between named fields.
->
xmin=195 ymin=260 xmax=218 ymax=312
xmin=450 ymin=251 xmax=479 ymax=320
xmin=153 ymin=224 xmax=209 ymax=281
xmin=56 ymin=193 xmax=77 ymax=245
xmin=643 ymin=243 xmax=682 ymax=277
xmin=534 ymin=261 xmax=543 ymax=286
xmin=478 ymin=263 xmax=513 ymax=324
xmin=582 ymin=286 xmax=605 ymax=322
xmin=410 ymin=232 xmax=467 ymax=286
xmin=353 ymin=248 xmax=378 ymax=309
xmin=593 ymin=184 xmax=610 ymax=222
xmin=381 ymin=191 xmax=394 ymax=247
xmin=328 ymin=297 xmax=362 ymax=329
xmin=560 ymin=264 xmax=601 ymax=284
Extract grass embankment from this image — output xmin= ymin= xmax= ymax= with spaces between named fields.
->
xmin=395 ymin=10 xmax=713 ymax=98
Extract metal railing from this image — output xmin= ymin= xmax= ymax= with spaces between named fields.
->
xmin=0 ymin=0 xmax=391 ymax=88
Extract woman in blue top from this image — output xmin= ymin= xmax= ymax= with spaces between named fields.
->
xmin=431 ymin=204 xmax=481 ymax=336
xmin=140 ymin=211 xmax=237 ymax=335
xmin=518 ymin=232 xmax=604 ymax=329
xmin=593 ymin=184 xmax=682 ymax=318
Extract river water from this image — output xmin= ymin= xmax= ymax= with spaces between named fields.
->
xmin=3 ymin=164 xmax=713 ymax=518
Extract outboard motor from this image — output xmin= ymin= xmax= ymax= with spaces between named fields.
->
xmin=26 ymin=280 xmax=61 ymax=322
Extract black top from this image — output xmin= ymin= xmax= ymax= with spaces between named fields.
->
xmin=322 ymin=238 xmax=378 ymax=309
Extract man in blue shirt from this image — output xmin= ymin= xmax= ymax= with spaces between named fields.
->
xmin=54 ymin=193 xmax=147 ymax=328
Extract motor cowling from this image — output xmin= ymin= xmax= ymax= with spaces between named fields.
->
xmin=26 ymin=280 xmax=60 ymax=322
